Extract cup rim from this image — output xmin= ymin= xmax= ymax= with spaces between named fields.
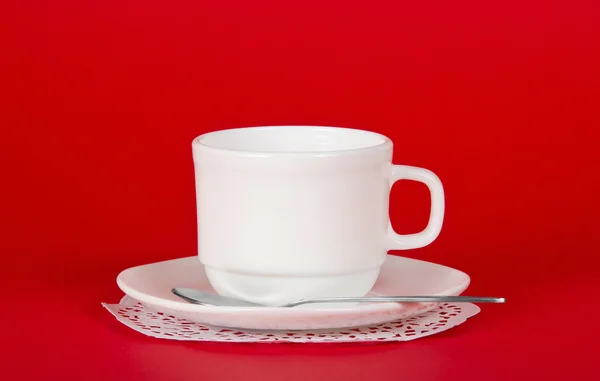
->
xmin=192 ymin=125 xmax=393 ymax=157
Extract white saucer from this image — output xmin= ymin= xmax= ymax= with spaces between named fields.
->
xmin=116 ymin=255 xmax=470 ymax=330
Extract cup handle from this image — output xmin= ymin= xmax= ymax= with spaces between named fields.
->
xmin=386 ymin=165 xmax=445 ymax=250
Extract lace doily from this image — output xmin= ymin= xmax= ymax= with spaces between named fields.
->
xmin=103 ymin=296 xmax=480 ymax=343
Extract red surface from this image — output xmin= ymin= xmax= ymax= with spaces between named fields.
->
xmin=1 ymin=0 xmax=600 ymax=380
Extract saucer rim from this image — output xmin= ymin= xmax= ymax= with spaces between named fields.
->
xmin=116 ymin=255 xmax=471 ymax=315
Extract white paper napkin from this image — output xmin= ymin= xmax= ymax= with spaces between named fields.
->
xmin=103 ymin=296 xmax=480 ymax=343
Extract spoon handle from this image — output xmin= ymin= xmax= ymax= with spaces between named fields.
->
xmin=285 ymin=295 xmax=505 ymax=307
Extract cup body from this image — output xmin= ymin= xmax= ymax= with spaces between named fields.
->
xmin=193 ymin=126 xmax=402 ymax=305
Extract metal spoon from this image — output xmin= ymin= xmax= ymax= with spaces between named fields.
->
xmin=171 ymin=287 xmax=505 ymax=307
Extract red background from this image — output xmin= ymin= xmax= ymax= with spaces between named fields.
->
xmin=1 ymin=0 xmax=599 ymax=380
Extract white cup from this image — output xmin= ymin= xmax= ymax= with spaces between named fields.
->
xmin=192 ymin=126 xmax=444 ymax=306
